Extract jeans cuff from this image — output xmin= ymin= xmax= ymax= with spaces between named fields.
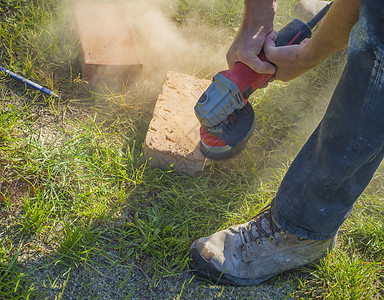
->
xmin=271 ymin=203 xmax=338 ymax=240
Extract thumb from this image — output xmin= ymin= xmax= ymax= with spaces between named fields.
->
xmin=300 ymin=38 xmax=310 ymax=46
xmin=266 ymin=30 xmax=277 ymax=42
xmin=263 ymin=34 xmax=279 ymax=63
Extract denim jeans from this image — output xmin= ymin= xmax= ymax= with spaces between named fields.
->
xmin=272 ymin=0 xmax=384 ymax=240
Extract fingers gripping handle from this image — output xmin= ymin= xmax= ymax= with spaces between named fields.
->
xmin=222 ymin=18 xmax=313 ymax=103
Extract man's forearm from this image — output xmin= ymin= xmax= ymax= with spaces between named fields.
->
xmin=300 ymin=0 xmax=361 ymax=69
xmin=226 ymin=0 xmax=278 ymax=74
xmin=242 ymin=0 xmax=278 ymax=35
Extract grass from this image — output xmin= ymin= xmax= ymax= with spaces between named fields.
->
xmin=0 ymin=241 xmax=34 ymax=299
xmin=293 ymin=245 xmax=383 ymax=299
xmin=0 ymin=0 xmax=383 ymax=299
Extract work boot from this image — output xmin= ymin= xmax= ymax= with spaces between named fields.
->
xmin=190 ymin=205 xmax=336 ymax=286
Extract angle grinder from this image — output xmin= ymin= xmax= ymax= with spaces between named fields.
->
xmin=194 ymin=3 xmax=332 ymax=160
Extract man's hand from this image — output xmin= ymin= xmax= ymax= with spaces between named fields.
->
xmin=263 ymin=31 xmax=314 ymax=81
xmin=226 ymin=0 xmax=278 ymax=75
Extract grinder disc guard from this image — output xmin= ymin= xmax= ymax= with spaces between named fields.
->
xmin=200 ymin=102 xmax=256 ymax=160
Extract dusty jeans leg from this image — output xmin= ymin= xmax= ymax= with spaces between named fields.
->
xmin=271 ymin=0 xmax=384 ymax=240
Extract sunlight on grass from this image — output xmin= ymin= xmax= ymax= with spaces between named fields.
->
xmin=292 ymin=242 xmax=383 ymax=299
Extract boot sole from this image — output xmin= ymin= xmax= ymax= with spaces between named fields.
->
xmin=190 ymin=247 xmax=278 ymax=286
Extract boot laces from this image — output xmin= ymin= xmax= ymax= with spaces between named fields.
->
xmin=239 ymin=206 xmax=286 ymax=252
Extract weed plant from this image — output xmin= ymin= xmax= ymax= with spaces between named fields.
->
xmin=0 ymin=0 xmax=383 ymax=298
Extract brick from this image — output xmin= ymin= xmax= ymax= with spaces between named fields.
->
xmin=74 ymin=4 xmax=142 ymax=81
xmin=144 ymin=71 xmax=210 ymax=177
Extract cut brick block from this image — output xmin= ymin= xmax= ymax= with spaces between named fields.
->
xmin=74 ymin=4 xmax=142 ymax=81
xmin=144 ymin=71 xmax=210 ymax=177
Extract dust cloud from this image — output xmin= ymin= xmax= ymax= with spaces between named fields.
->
xmin=55 ymin=0 xmax=346 ymax=189
xmin=64 ymin=0 xmax=230 ymax=92
xmin=125 ymin=0 xmax=228 ymax=80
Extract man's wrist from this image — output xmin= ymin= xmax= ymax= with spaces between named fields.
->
xmin=243 ymin=0 xmax=278 ymax=33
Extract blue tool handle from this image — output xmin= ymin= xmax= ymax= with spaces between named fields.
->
xmin=0 ymin=66 xmax=58 ymax=97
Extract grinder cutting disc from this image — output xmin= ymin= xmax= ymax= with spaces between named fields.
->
xmin=199 ymin=102 xmax=256 ymax=160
